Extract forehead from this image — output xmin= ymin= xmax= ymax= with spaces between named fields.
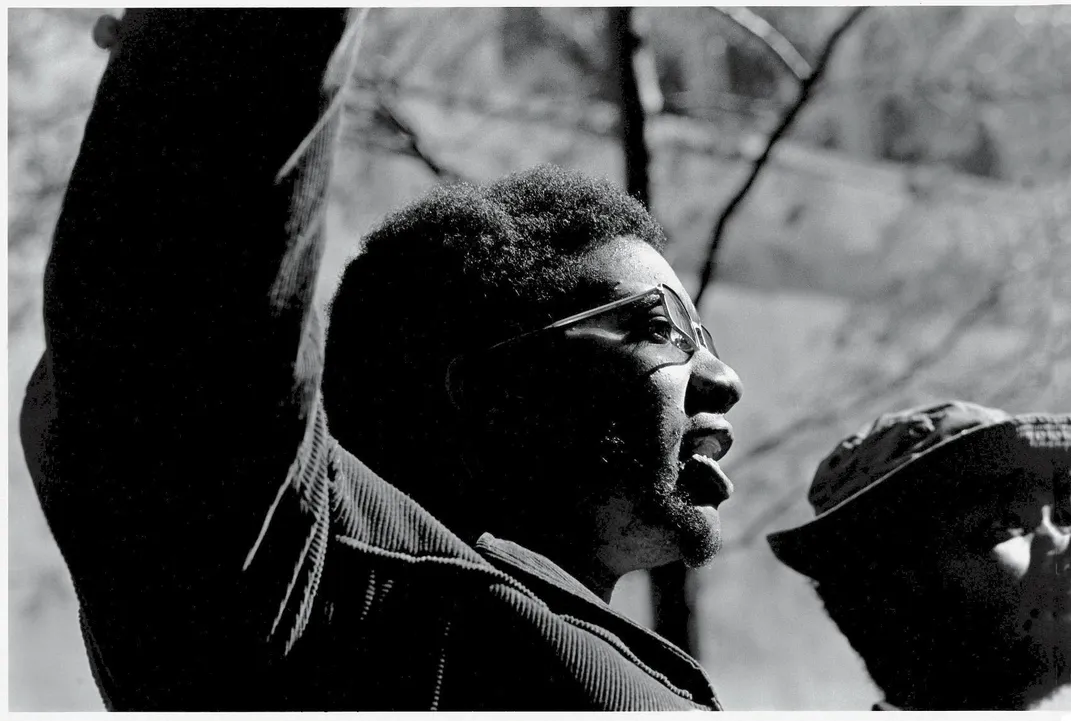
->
xmin=575 ymin=236 xmax=693 ymax=308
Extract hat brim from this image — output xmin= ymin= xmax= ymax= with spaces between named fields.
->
xmin=767 ymin=413 xmax=1071 ymax=580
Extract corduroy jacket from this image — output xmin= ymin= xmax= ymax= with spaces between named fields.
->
xmin=21 ymin=9 xmax=722 ymax=711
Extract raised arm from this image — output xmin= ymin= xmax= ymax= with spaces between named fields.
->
xmin=22 ymin=10 xmax=349 ymax=694
xmin=43 ymin=9 xmax=345 ymax=437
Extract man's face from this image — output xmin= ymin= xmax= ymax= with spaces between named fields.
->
xmin=926 ymin=468 xmax=1071 ymax=705
xmin=475 ymin=237 xmax=743 ymax=575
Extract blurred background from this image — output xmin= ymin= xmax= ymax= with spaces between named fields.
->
xmin=8 ymin=6 xmax=1071 ymax=711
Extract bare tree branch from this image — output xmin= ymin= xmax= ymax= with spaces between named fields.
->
xmin=374 ymin=97 xmax=468 ymax=182
xmin=710 ymin=7 xmax=812 ymax=82
xmin=351 ymin=78 xmax=619 ymax=138
xmin=694 ymin=7 xmax=867 ymax=308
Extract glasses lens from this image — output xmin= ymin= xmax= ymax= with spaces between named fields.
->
xmin=662 ymin=288 xmax=693 ymax=336
xmin=661 ymin=286 xmax=720 ymax=358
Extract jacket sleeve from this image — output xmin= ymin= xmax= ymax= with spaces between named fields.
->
xmin=21 ymin=8 xmax=349 ymax=667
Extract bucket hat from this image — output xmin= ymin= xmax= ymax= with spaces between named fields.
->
xmin=767 ymin=400 xmax=1071 ymax=580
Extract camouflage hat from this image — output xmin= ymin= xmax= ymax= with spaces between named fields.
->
xmin=767 ymin=400 xmax=1071 ymax=580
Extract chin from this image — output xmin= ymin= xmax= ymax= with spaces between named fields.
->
xmin=675 ymin=505 xmax=722 ymax=568
xmin=642 ymin=473 xmax=723 ymax=569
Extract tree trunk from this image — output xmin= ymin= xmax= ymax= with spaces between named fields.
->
xmin=649 ymin=562 xmax=697 ymax=654
xmin=608 ymin=7 xmax=650 ymax=208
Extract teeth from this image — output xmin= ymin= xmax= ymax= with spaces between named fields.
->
xmin=692 ymin=437 xmax=723 ymax=461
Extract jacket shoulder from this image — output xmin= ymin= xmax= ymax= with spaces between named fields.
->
xmin=327 ymin=440 xmax=493 ymax=568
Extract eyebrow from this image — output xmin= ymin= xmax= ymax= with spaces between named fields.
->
xmin=559 ymin=277 xmax=634 ymax=314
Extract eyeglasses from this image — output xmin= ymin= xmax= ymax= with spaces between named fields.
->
xmin=446 ymin=284 xmax=718 ymax=406
xmin=504 ymin=283 xmax=716 ymax=356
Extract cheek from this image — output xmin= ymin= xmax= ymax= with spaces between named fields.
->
xmin=647 ymin=367 xmax=689 ymax=452
xmin=655 ymin=364 xmax=690 ymax=409
xmin=935 ymin=546 xmax=1018 ymax=605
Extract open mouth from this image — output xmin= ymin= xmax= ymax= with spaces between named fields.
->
xmin=675 ymin=425 xmax=735 ymax=508
xmin=678 ymin=453 xmax=734 ymax=508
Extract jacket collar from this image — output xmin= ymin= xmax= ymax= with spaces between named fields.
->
xmin=474 ymin=532 xmax=606 ymax=607
xmin=474 ymin=532 xmax=721 ymax=709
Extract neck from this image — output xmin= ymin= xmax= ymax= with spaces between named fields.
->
xmin=560 ymin=554 xmax=621 ymax=604
xmin=501 ymin=525 xmax=624 ymax=603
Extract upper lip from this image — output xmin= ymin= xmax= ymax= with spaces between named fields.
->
xmin=681 ymin=421 xmax=734 ymax=463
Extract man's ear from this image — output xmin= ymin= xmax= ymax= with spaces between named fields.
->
xmin=445 ymin=341 xmax=544 ymax=414
xmin=444 ymin=354 xmax=511 ymax=420
xmin=444 ymin=356 xmax=468 ymax=411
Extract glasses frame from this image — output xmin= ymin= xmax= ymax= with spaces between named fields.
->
xmin=446 ymin=284 xmax=716 ymax=408
xmin=493 ymin=283 xmax=715 ymax=356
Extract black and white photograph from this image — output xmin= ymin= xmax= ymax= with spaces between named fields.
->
xmin=7 ymin=5 xmax=1071 ymax=711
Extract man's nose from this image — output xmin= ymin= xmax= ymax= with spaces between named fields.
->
xmin=685 ymin=350 xmax=743 ymax=416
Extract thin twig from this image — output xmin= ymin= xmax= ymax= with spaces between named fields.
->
xmin=694 ymin=7 xmax=867 ymax=308
xmin=710 ymin=7 xmax=811 ymax=82
xmin=375 ymin=95 xmax=468 ymax=182
xmin=347 ymin=79 xmax=620 ymax=139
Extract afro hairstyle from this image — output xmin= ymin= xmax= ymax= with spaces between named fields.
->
xmin=322 ymin=165 xmax=667 ymax=513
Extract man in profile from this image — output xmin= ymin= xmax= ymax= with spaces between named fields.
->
xmin=768 ymin=400 xmax=1071 ymax=710
xmin=21 ymin=9 xmax=743 ymax=711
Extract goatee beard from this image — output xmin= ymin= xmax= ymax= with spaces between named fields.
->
xmin=596 ymin=419 xmax=720 ymax=568
xmin=478 ymin=384 xmax=721 ymax=567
